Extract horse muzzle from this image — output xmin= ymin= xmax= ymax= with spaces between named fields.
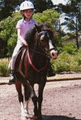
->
xmin=50 ymin=49 xmax=58 ymax=59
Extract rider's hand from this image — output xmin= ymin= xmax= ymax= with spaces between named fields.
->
xmin=25 ymin=43 xmax=28 ymax=46
xmin=23 ymin=41 xmax=28 ymax=47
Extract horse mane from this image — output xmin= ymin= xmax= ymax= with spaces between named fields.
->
xmin=25 ymin=25 xmax=37 ymax=46
xmin=38 ymin=22 xmax=54 ymax=39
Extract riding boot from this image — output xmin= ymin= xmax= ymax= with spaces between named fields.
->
xmin=47 ymin=63 xmax=56 ymax=77
xmin=9 ymin=70 xmax=15 ymax=84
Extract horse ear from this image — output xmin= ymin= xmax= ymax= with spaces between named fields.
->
xmin=35 ymin=24 xmax=41 ymax=32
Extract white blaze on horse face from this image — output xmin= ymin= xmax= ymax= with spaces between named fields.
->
xmin=49 ymin=40 xmax=58 ymax=59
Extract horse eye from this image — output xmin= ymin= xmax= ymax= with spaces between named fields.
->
xmin=47 ymin=33 xmax=50 ymax=38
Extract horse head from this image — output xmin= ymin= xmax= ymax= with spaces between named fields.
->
xmin=25 ymin=23 xmax=58 ymax=60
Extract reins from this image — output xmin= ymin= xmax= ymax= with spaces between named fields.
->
xmin=27 ymin=48 xmax=48 ymax=72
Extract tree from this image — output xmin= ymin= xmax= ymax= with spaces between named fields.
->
xmin=0 ymin=0 xmax=21 ymax=20
xmin=0 ymin=12 xmax=22 ymax=56
xmin=61 ymin=0 xmax=81 ymax=49
xmin=33 ymin=9 xmax=60 ymax=28
xmin=61 ymin=0 xmax=81 ymax=13
xmin=33 ymin=0 xmax=53 ymax=12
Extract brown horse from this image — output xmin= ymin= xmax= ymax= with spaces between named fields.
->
xmin=14 ymin=23 xmax=57 ymax=120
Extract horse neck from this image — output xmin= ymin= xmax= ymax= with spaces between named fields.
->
xmin=29 ymin=38 xmax=40 ymax=52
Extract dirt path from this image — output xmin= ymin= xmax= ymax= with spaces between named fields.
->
xmin=0 ymin=80 xmax=81 ymax=120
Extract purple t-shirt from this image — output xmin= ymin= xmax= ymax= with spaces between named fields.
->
xmin=16 ymin=19 xmax=37 ymax=45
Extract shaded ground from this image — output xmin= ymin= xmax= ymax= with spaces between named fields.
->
xmin=0 ymin=79 xmax=81 ymax=120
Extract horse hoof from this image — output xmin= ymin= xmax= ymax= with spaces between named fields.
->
xmin=21 ymin=112 xmax=29 ymax=118
xmin=21 ymin=117 xmax=27 ymax=120
xmin=32 ymin=116 xmax=38 ymax=120
xmin=38 ymin=115 xmax=42 ymax=120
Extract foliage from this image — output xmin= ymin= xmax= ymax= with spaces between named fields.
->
xmin=0 ymin=0 xmax=21 ymax=20
xmin=34 ymin=0 xmax=47 ymax=12
xmin=61 ymin=0 xmax=81 ymax=46
xmin=62 ymin=42 xmax=78 ymax=54
xmin=67 ymin=20 xmax=75 ymax=30
xmin=52 ymin=52 xmax=71 ymax=73
xmin=54 ymin=33 xmax=63 ymax=52
xmin=52 ymin=50 xmax=81 ymax=73
xmin=33 ymin=0 xmax=53 ymax=12
xmin=0 ymin=58 xmax=9 ymax=76
xmin=62 ymin=0 xmax=81 ymax=13
xmin=33 ymin=9 xmax=60 ymax=29
xmin=0 ymin=12 xmax=22 ymax=56
xmin=0 ymin=9 xmax=60 ymax=56
xmin=67 ymin=32 xmax=76 ymax=39
xmin=8 ymin=33 xmax=17 ymax=55
xmin=62 ymin=35 xmax=70 ymax=41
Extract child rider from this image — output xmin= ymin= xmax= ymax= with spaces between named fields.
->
xmin=9 ymin=1 xmax=56 ymax=84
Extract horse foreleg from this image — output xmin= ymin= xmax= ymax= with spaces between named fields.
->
xmin=24 ymin=87 xmax=30 ymax=116
xmin=32 ymin=94 xmax=38 ymax=116
xmin=15 ymin=81 xmax=23 ymax=103
xmin=15 ymin=81 xmax=26 ymax=117
xmin=30 ymin=85 xmax=38 ymax=118
xmin=23 ymin=82 xmax=34 ymax=118
xmin=20 ymin=102 xmax=27 ymax=117
xmin=38 ymin=81 xmax=46 ymax=119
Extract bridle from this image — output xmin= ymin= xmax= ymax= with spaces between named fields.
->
xmin=29 ymin=30 xmax=55 ymax=57
xmin=45 ymin=47 xmax=55 ymax=53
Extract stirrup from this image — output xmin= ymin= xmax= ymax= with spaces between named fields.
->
xmin=9 ymin=75 xmax=15 ymax=84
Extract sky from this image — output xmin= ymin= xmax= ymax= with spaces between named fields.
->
xmin=51 ymin=0 xmax=69 ymax=5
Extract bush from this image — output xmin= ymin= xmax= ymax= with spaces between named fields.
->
xmin=52 ymin=51 xmax=81 ymax=73
xmin=0 ymin=58 xmax=9 ymax=76
xmin=62 ymin=42 xmax=78 ymax=55
xmin=52 ymin=52 xmax=71 ymax=73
